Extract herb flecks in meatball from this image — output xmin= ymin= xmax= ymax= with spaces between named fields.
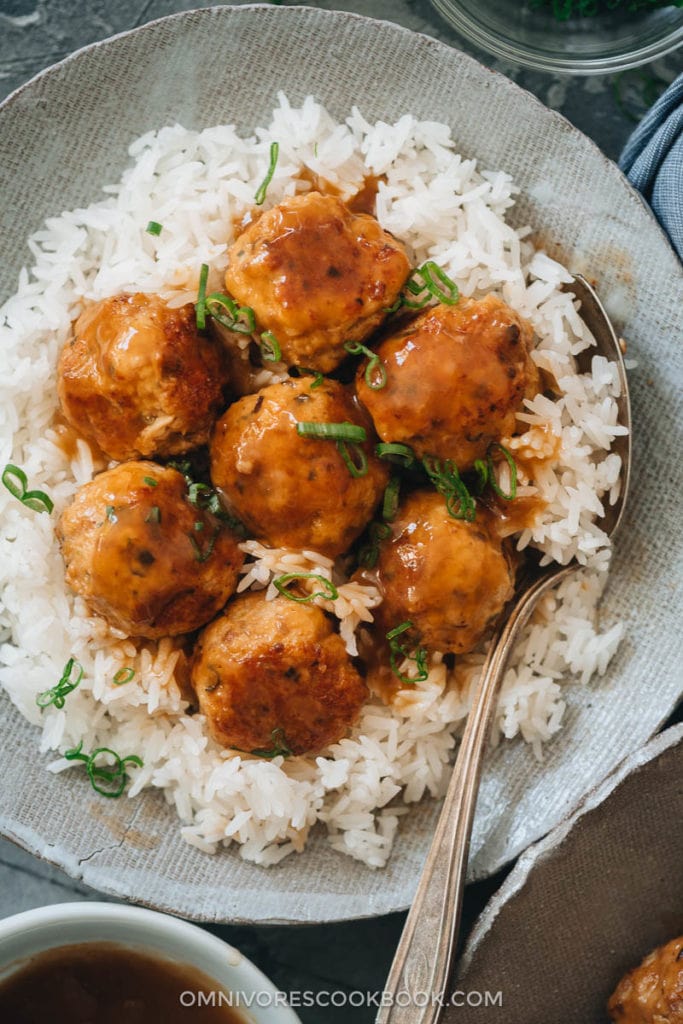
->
xmin=210 ymin=377 xmax=389 ymax=557
xmin=608 ymin=936 xmax=683 ymax=1024
xmin=374 ymin=490 xmax=515 ymax=655
xmin=57 ymin=461 xmax=244 ymax=639
xmin=356 ymin=294 xmax=539 ymax=470
xmin=192 ymin=592 xmax=368 ymax=756
xmin=58 ymin=292 xmax=229 ymax=462
xmin=225 ymin=191 xmax=410 ymax=372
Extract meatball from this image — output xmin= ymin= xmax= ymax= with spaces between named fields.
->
xmin=373 ymin=490 xmax=515 ymax=654
xmin=608 ymin=937 xmax=683 ymax=1024
xmin=57 ymin=461 xmax=244 ymax=638
xmin=192 ymin=591 xmax=368 ymax=756
xmin=356 ymin=294 xmax=539 ymax=470
xmin=225 ymin=191 xmax=410 ymax=372
xmin=210 ymin=377 xmax=389 ymax=557
xmin=58 ymin=292 xmax=229 ymax=461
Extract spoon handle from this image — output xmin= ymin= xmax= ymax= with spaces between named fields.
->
xmin=376 ymin=564 xmax=577 ymax=1024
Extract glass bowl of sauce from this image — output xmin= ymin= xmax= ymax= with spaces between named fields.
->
xmin=0 ymin=902 xmax=301 ymax=1024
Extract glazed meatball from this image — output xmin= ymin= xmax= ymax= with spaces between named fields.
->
xmin=192 ymin=591 xmax=368 ymax=756
xmin=210 ymin=377 xmax=389 ymax=557
xmin=58 ymin=292 xmax=229 ymax=461
xmin=57 ymin=461 xmax=244 ymax=638
xmin=608 ymin=937 xmax=683 ymax=1024
xmin=356 ymin=294 xmax=539 ymax=470
xmin=373 ymin=490 xmax=515 ymax=654
xmin=225 ymin=191 xmax=410 ymax=372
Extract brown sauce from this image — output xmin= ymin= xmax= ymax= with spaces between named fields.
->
xmin=0 ymin=941 xmax=245 ymax=1023
xmin=49 ymin=410 xmax=108 ymax=469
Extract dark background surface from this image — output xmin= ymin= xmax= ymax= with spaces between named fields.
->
xmin=0 ymin=1 xmax=680 ymax=1020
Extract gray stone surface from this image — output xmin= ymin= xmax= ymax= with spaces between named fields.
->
xmin=0 ymin=2 xmax=680 ymax=1021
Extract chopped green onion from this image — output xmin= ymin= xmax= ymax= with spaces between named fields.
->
xmin=273 ymin=572 xmax=339 ymax=603
xmin=357 ymin=521 xmax=391 ymax=569
xmin=105 ymin=505 xmax=117 ymax=523
xmin=205 ymin=292 xmax=256 ymax=335
xmin=254 ymin=141 xmax=280 ymax=205
xmin=113 ymin=667 xmax=135 ymax=686
xmin=337 ymin=440 xmax=368 ymax=478
xmin=473 ymin=458 xmax=489 ymax=493
xmin=36 ymin=658 xmax=83 ymax=710
xmin=146 ymin=221 xmax=162 ymax=236
xmin=143 ymin=476 xmax=157 ymax=487
xmin=423 ymin=456 xmax=476 ymax=522
xmin=2 ymin=464 xmax=53 ymax=514
xmin=382 ymin=476 xmax=400 ymax=522
xmin=65 ymin=742 xmax=143 ymax=799
xmin=402 ymin=261 xmax=459 ymax=310
xmin=386 ymin=621 xmax=429 ymax=685
xmin=486 ymin=442 xmax=518 ymax=501
xmin=291 ymin=366 xmax=324 ymax=389
xmin=343 ymin=340 xmax=387 ymax=390
xmin=188 ymin=525 xmax=220 ymax=562
xmin=296 ymin=421 xmax=367 ymax=443
xmin=194 ymin=520 xmax=205 ymax=532
xmin=260 ymin=331 xmax=282 ymax=362
xmin=250 ymin=727 xmax=292 ymax=760
xmin=144 ymin=505 xmax=161 ymax=524
xmin=375 ymin=442 xmax=416 ymax=469
xmin=195 ymin=263 xmax=209 ymax=330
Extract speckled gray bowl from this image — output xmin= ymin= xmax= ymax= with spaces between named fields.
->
xmin=0 ymin=5 xmax=681 ymax=924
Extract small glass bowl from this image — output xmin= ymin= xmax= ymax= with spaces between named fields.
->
xmin=429 ymin=0 xmax=683 ymax=74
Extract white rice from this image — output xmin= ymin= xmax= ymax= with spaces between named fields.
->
xmin=0 ymin=93 xmax=626 ymax=867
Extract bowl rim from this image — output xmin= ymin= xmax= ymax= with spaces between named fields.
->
xmin=429 ymin=0 xmax=683 ymax=74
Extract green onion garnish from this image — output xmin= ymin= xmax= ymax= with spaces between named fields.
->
xmin=205 ymin=292 xmax=256 ymax=335
xmin=146 ymin=221 xmax=162 ymax=236
xmin=344 ymin=341 xmax=387 ymax=390
xmin=144 ymin=506 xmax=161 ymax=524
xmin=402 ymin=261 xmax=459 ymax=310
xmin=143 ymin=476 xmax=158 ymax=487
xmin=357 ymin=521 xmax=391 ymax=569
xmin=473 ymin=458 xmax=489 ymax=493
xmin=375 ymin=442 xmax=416 ymax=468
xmin=254 ymin=141 xmax=279 ymax=206
xmin=273 ymin=572 xmax=339 ymax=603
xmin=36 ymin=658 xmax=83 ymax=710
xmin=113 ymin=667 xmax=135 ymax=685
xmin=105 ymin=505 xmax=117 ymax=523
xmin=250 ymin=727 xmax=292 ymax=760
xmin=337 ymin=440 xmax=368 ymax=478
xmin=423 ymin=456 xmax=476 ymax=522
xmin=195 ymin=263 xmax=209 ymax=330
xmin=386 ymin=621 xmax=429 ymax=685
xmin=296 ymin=421 xmax=367 ymax=443
xmin=260 ymin=331 xmax=282 ymax=362
xmin=382 ymin=476 xmax=400 ymax=522
xmin=2 ymin=464 xmax=53 ymax=514
xmin=64 ymin=742 xmax=143 ymax=799
xmin=291 ymin=366 xmax=324 ymax=389
xmin=487 ymin=442 xmax=518 ymax=501
xmin=188 ymin=525 xmax=220 ymax=563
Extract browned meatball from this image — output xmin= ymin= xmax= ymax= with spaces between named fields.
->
xmin=373 ymin=490 xmax=515 ymax=655
xmin=57 ymin=461 xmax=244 ymax=638
xmin=356 ymin=294 xmax=539 ymax=470
xmin=192 ymin=591 xmax=368 ymax=756
xmin=210 ymin=377 xmax=389 ymax=557
xmin=225 ymin=191 xmax=410 ymax=372
xmin=58 ymin=292 xmax=229 ymax=461
xmin=608 ymin=937 xmax=683 ymax=1024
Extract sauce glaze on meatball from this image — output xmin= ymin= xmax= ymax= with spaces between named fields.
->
xmin=57 ymin=461 xmax=244 ymax=638
xmin=373 ymin=489 xmax=515 ymax=655
xmin=225 ymin=191 xmax=410 ymax=372
xmin=58 ymin=293 xmax=229 ymax=462
xmin=192 ymin=592 xmax=368 ymax=756
xmin=356 ymin=294 xmax=539 ymax=470
xmin=210 ymin=377 xmax=389 ymax=557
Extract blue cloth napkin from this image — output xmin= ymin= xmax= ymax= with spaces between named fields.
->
xmin=619 ymin=72 xmax=683 ymax=262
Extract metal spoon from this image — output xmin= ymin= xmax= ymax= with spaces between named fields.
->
xmin=376 ymin=274 xmax=632 ymax=1024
